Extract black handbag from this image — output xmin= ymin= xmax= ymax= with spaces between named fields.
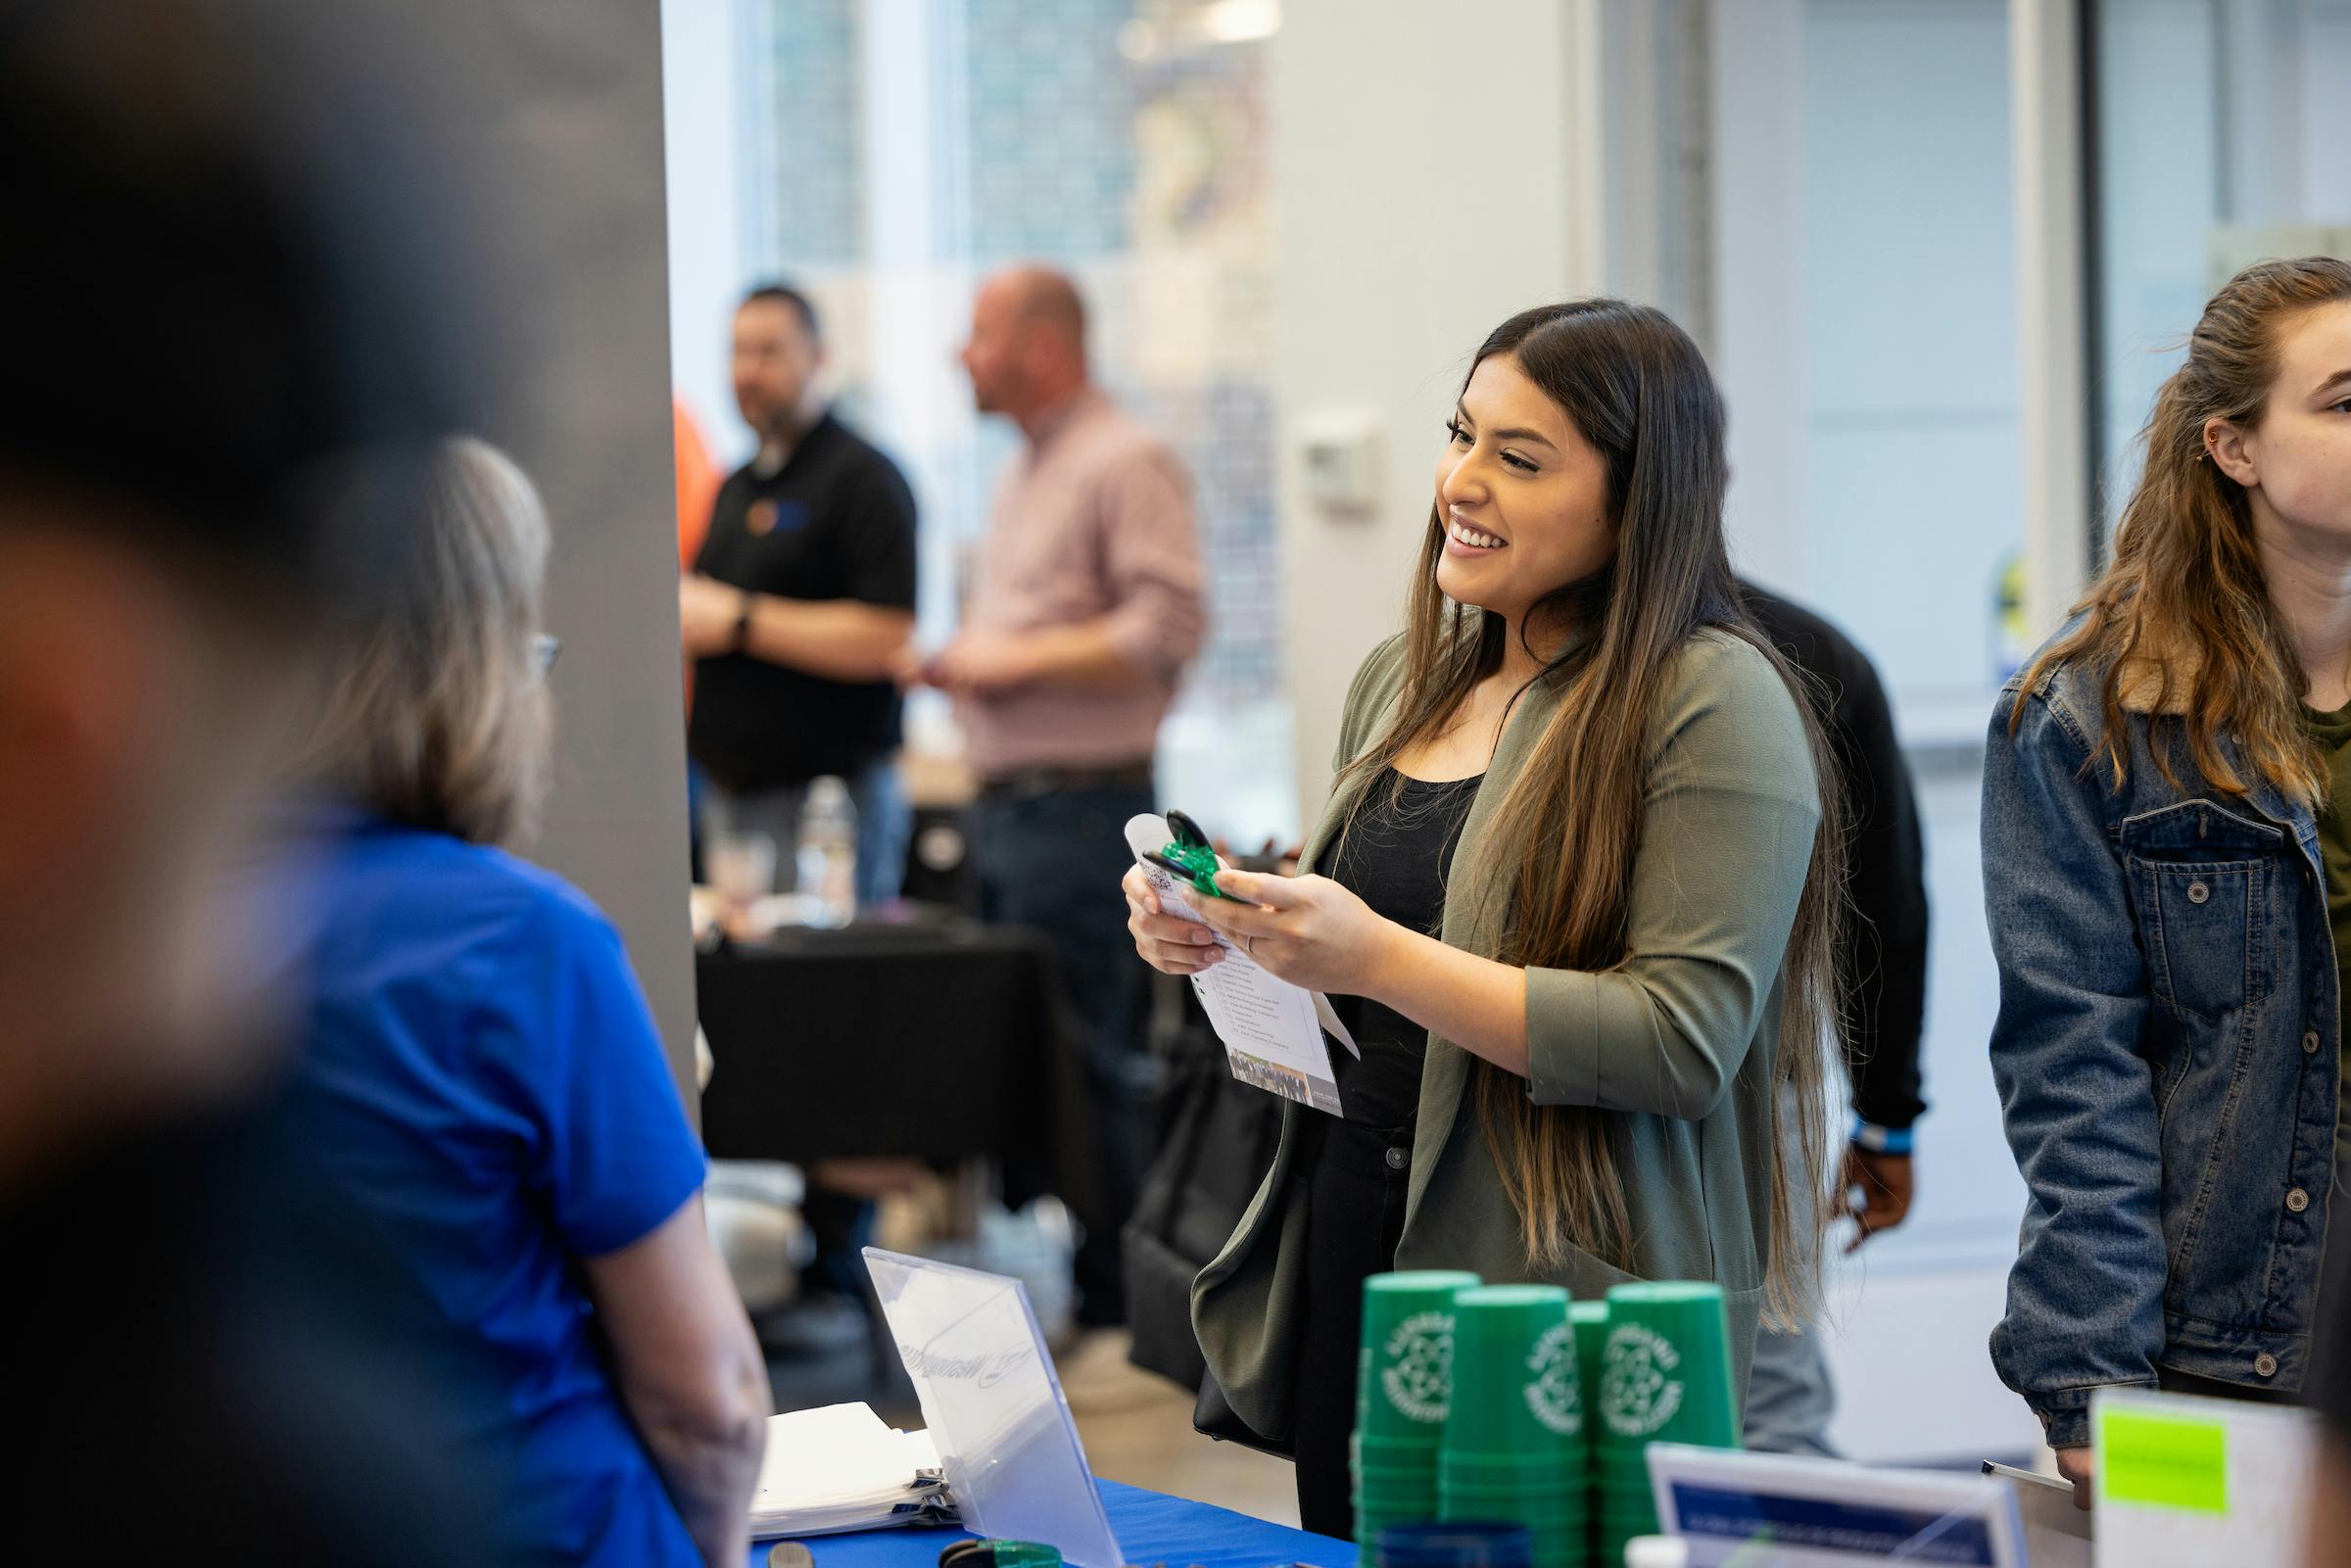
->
xmin=1121 ymin=986 xmax=1291 ymax=1455
xmin=1192 ymin=1362 xmax=1289 ymax=1457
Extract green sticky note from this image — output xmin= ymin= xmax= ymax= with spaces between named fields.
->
xmin=2100 ymin=1406 xmax=2230 ymax=1513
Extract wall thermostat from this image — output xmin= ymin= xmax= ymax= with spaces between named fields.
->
xmin=1295 ymin=409 xmax=1382 ymax=519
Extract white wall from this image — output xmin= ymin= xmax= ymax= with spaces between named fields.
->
xmin=1268 ymin=0 xmax=1601 ymax=822
xmin=1711 ymin=0 xmax=2042 ymax=1465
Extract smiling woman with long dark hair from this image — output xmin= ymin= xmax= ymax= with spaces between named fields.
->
xmin=1123 ymin=300 xmax=1846 ymax=1537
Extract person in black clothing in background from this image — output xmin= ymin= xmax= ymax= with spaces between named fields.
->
xmin=1737 ymin=581 xmax=1931 ymax=1455
xmin=681 ymin=282 xmax=919 ymax=908
xmin=1 ymin=2 xmax=507 ymax=1559
xmin=681 ymin=283 xmax=919 ymax=1310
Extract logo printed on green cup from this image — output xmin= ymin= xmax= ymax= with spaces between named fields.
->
xmin=1521 ymin=1319 xmax=1583 ymax=1437
xmin=1379 ymin=1309 xmax=1456 ymax=1423
xmin=1601 ymin=1322 xmax=1684 ymax=1437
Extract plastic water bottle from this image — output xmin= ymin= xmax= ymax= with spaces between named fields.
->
xmin=797 ymin=776 xmax=857 ymax=928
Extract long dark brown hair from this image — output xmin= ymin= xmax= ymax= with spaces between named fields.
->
xmin=1335 ymin=301 xmax=1846 ymax=1324
xmin=2016 ymin=257 xmax=2351 ymax=808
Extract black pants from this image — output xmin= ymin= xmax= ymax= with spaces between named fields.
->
xmin=1294 ymin=1117 xmax=1415 ymax=1541
xmin=971 ymin=779 xmax=1156 ymax=1324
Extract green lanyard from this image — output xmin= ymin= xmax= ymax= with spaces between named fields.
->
xmin=1141 ymin=808 xmax=1232 ymax=902
xmin=937 ymin=1543 xmax=1063 ymax=1568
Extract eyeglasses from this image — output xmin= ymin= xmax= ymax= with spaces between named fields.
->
xmin=534 ymin=634 xmax=561 ymax=672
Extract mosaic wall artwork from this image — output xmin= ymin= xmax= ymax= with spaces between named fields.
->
xmin=747 ymin=0 xmax=1283 ymax=720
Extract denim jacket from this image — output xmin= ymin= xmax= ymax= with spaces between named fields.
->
xmin=1983 ymin=642 xmax=2339 ymax=1449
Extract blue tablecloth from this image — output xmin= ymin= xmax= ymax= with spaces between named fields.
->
xmin=752 ymin=1478 xmax=1356 ymax=1568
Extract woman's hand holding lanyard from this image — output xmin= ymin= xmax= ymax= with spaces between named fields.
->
xmin=1177 ymin=867 xmax=1534 ymax=1078
xmin=1185 ymin=868 xmax=1396 ymax=998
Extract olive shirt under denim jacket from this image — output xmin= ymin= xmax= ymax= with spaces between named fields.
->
xmin=1985 ymin=638 xmax=2340 ymax=1449
xmin=1191 ymin=628 xmax=1822 ymax=1447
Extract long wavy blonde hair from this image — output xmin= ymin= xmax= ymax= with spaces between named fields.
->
xmin=2016 ymin=256 xmax=2351 ymax=809
xmin=1335 ymin=302 xmax=1847 ymax=1327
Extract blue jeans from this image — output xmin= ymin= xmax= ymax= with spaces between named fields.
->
xmin=698 ymin=760 xmax=909 ymax=908
xmin=971 ymin=779 xmax=1157 ymax=1322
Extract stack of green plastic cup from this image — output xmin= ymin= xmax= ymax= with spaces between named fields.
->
xmin=1354 ymin=1270 xmax=1483 ymax=1544
xmin=1593 ymin=1282 xmax=1739 ymax=1564
xmin=1435 ymin=1285 xmax=1587 ymax=1568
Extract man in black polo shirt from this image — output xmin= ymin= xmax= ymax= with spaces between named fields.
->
xmin=682 ymin=283 xmax=919 ymax=905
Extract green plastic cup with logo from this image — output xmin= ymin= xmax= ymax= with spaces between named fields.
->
xmin=1601 ymin=1507 xmax=1660 ymax=1544
xmin=1440 ymin=1284 xmax=1583 ymax=1462
xmin=1355 ymin=1435 xmax=1441 ymax=1522
xmin=1358 ymin=1271 xmax=1483 ymax=1443
xmin=1596 ymin=1473 xmax=1656 ymax=1511
xmin=1440 ymin=1455 xmax=1581 ymax=1491
xmin=1356 ymin=1433 xmax=1447 ymax=1471
xmin=1435 ymin=1269 xmax=1589 ymax=1565
xmin=1598 ymin=1506 xmax=1656 ymax=1541
xmin=1594 ymin=1282 xmax=1739 ymax=1454
xmin=1599 ymin=1490 xmax=1661 ymax=1526
xmin=1596 ymin=1448 xmax=1655 ymax=1486
xmin=1437 ymin=1489 xmax=1587 ymax=1529
xmin=1597 ymin=1450 xmax=1655 ymax=1481
xmin=1440 ymin=1461 xmax=1588 ymax=1497
xmin=1354 ymin=1465 xmax=1441 ymax=1530
xmin=1356 ymin=1467 xmax=1442 ymax=1499
xmin=1439 ymin=1458 xmax=1585 ymax=1525
xmin=1437 ymin=1466 xmax=1587 ymax=1502
xmin=1354 ymin=1485 xmax=1438 ymax=1523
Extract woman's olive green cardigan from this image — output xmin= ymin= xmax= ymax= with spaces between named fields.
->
xmin=1191 ymin=628 xmax=1821 ymax=1444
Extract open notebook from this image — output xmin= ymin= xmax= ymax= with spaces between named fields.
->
xmin=748 ymin=1402 xmax=955 ymax=1541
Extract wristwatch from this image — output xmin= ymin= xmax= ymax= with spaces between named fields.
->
xmin=731 ymin=591 xmax=754 ymax=653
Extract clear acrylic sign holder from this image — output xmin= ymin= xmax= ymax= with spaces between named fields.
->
xmin=862 ymin=1248 xmax=1125 ymax=1568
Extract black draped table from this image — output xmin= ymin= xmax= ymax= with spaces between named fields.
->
xmin=695 ymin=912 xmax=1101 ymax=1232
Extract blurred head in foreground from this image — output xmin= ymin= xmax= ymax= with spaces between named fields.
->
xmin=0 ymin=0 xmax=478 ymax=1188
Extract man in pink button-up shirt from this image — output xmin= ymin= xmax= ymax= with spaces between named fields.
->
xmin=912 ymin=265 xmax=1204 ymax=1324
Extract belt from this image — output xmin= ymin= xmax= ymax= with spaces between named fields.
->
xmin=978 ymin=759 xmax=1155 ymax=800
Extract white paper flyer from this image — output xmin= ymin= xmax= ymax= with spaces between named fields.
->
xmin=1125 ymin=814 xmax=1352 ymax=1116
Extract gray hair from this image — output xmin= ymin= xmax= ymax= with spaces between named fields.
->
xmin=304 ymin=437 xmax=552 ymax=847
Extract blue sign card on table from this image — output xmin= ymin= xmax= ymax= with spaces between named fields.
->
xmin=1645 ymin=1444 xmax=2030 ymax=1566
xmin=862 ymin=1248 xmax=1126 ymax=1568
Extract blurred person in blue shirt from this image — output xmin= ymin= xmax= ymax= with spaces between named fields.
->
xmin=286 ymin=438 xmax=771 ymax=1567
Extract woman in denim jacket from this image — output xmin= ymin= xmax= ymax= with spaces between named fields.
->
xmin=1986 ymin=257 xmax=2351 ymax=1504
